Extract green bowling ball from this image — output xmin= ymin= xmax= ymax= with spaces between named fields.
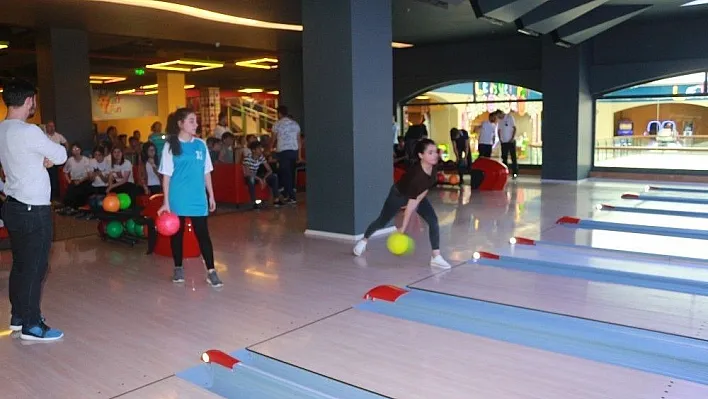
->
xmin=105 ymin=220 xmax=124 ymax=238
xmin=117 ymin=193 xmax=131 ymax=210
xmin=125 ymin=219 xmax=137 ymax=235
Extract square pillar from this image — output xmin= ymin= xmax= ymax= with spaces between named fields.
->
xmin=302 ymin=0 xmax=393 ymax=239
xmin=157 ymin=72 xmax=186 ymax=125
xmin=36 ymin=28 xmax=92 ymax=148
xmin=199 ymin=87 xmax=220 ymax=137
xmin=278 ymin=50 xmax=304 ymax=130
xmin=541 ymin=38 xmax=593 ymax=181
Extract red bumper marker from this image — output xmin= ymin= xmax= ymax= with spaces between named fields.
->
xmin=600 ymin=204 xmax=615 ymax=210
xmin=202 ymin=350 xmax=240 ymax=370
xmin=512 ymin=237 xmax=535 ymax=245
xmin=476 ymin=251 xmax=501 ymax=260
xmin=556 ymin=216 xmax=581 ymax=225
xmin=363 ymin=285 xmax=409 ymax=302
xmin=621 ymin=193 xmax=640 ymax=199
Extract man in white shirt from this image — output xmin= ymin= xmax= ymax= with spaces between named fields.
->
xmin=496 ymin=110 xmax=518 ymax=178
xmin=271 ymin=105 xmax=302 ymax=204
xmin=213 ymin=112 xmax=230 ymax=140
xmin=478 ymin=113 xmax=498 ymax=158
xmin=0 ymin=79 xmax=67 ymax=342
xmin=45 ymin=121 xmax=68 ymax=201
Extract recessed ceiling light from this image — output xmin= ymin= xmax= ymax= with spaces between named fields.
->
xmin=90 ymin=75 xmax=126 ymax=84
xmin=85 ymin=0 xmax=413 ymax=48
xmin=682 ymin=0 xmax=708 ymax=6
xmin=238 ymin=88 xmax=264 ymax=93
xmin=0 ymin=42 xmax=8 ymax=50
xmin=235 ymin=58 xmax=279 ymax=70
xmin=267 ymin=90 xmax=279 ymax=95
xmin=146 ymin=59 xmax=224 ymax=72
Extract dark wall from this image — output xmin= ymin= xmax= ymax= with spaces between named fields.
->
xmin=393 ymin=35 xmax=543 ymax=104
xmin=590 ymin=16 xmax=708 ymax=94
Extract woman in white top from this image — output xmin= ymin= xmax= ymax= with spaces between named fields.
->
xmin=89 ymin=146 xmax=110 ymax=194
xmin=107 ymin=147 xmax=141 ymax=208
xmin=140 ymin=142 xmax=162 ymax=195
xmin=61 ymin=142 xmax=93 ymax=210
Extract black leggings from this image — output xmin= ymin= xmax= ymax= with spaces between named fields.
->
xmin=171 ymin=216 xmax=215 ymax=270
xmin=364 ymin=185 xmax=440 ymax=250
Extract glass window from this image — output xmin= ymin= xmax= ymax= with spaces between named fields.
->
xmin=402 ymin=82 xmax=543 ymax=166
xmin=595 ymin=72 xmax=708 ymax=171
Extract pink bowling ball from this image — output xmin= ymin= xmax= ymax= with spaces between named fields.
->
xmin=156 ymin=212 xmax=180 ymax=236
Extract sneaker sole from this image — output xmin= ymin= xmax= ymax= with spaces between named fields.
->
xmin=206 ymin=277 xmax=223 ymax=288
xmin=173 ymin=278 xmax=185 ymax=283
xmin=430 ymin=263 xmax=452 ymax=269
xmin=9 ymin=325 xmax=22 ymax=332
xmin=20 ymin=333 xmax=64 ymax=341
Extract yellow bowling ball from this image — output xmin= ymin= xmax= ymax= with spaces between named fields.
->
xmin=387 ymin=232 xmax=415 ymax=256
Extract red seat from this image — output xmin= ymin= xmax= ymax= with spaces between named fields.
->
xmin=212 ymin=163 xmax=271 ymax=205
xmin=393 ymin=166 xmax=406 ymax=183
xmin=471 ymin=158 xmax=509 ymax=191
xmin=142 ymin=194 xmax=200 ymax=258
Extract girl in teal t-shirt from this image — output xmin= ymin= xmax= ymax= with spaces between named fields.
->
xmin=158 ymin=108 xmax=221 ymax=288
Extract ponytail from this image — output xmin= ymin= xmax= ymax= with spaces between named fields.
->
xmin=166 ymin=107 xmax=195 ymax=156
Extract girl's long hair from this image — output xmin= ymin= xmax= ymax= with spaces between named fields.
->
xmin=165 ymin=107 xmax=194 ymax=156
xmin=142 ymin=142 xmax=159 ymax=165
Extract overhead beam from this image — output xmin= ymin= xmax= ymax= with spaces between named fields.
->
xmin=553 ymin=4 xmax=652 ymax=45
xmin=516 ymin=0 xmax=609 ymax=35
xmin=469 ymin=0 xmax=550 ymax=24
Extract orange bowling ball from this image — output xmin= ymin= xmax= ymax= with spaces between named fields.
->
xmin=103 ymin=195 xmax=121 ymax=212
xmin=448 ymin=175 xmax=460 ymax=185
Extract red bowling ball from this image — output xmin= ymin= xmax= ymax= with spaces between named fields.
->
xmin=156 ymin=212 xmax=180 ymax=237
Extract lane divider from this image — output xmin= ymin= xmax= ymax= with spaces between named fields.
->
xmin=509 ymin=235 xmax=708 ymax=264
xmin=647 ymin=185 xmax=708 ymax=194
xmin=556 ymin=215 xmax=708 ymax=240
xmin=470 ymin=250 xmax=708 ymax=297
xmin=357 ymin=285 xmax=708 ymax=385
xmin=597 ymin=203 xmax=708 ymax=219
xmin=178 ymin=348 xmax=389 ymax=399
xmin=622 ymin=192 xmax=708 ymax=205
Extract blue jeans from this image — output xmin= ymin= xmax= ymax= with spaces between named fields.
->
xmin=246 ymin=174 xmax=280 ymax=202
xmin=276 ymin=150 xmax=297 ymax=200
xmin=3 ymin=197 xmax=53 ymax=327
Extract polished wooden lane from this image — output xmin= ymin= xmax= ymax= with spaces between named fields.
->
xmin=0 ymin=179 xmax=654 ymax=397
xmin=252 ymin=309 xmax=706 ymax=399
xmin=412 ymin=264 xmax=708 ymax=339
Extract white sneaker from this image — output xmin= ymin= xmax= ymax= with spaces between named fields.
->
xmin=353 ymin=240 xmax=367 ymax=256
xmin=430 ymin=255 xmax=452 ymax=269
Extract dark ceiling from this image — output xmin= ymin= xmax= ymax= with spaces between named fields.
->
xmin=0 ymin=0 xmax=706 ymax=92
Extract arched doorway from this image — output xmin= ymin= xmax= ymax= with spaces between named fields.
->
xmin=401 ymin=81 xmax=543 ymax=165
xmin=594 ymin=72 xmax=708 ymax=170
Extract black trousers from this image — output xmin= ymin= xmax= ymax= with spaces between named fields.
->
xmin=501 ymin=142 xmax=519 ymax=175
xmin=478 ymin=144 xmax=493 ymax=158
xmin=276 ymin=150 xmax=297 ymax=200
xmin=3 ymin=197 xmax=53 ymax=327
xmin=364 ymin=185 xmax=440 ymax=250
xmin=48 ymin=165 xmax=61 ymax=201
xmin=171 ymin=216 xmax=215 ymax=270
xmin=63 ymin=181 xmax=94 ymax=208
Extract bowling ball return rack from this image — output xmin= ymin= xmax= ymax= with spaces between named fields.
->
xmin=95 ymin=208 xmax=157 ymax=254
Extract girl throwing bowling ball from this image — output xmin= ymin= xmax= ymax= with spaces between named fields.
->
xmin=353 ymin=138 xmax=451 ymax=269
xmin=157 ymin=108 xmax=222 ymax=287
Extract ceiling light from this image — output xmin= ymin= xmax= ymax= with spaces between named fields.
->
xmin=84 ymin=0 xmax=412 ymax=48
xmin=116 ymin=89 xmax=136 ymax=95
xmin=238 ymin=88 xmax=263 ymax=93
xmin=416 ymin=95 xmax=430 ymax=100
xmin=146 ymin=59 xmax=224 ymax=72
xmin=144 ymin=90 xmax=159 ymax=95
xmin=392 ymin=42 xmax=414 ymax=49
xmin=267 ymin=90 xmax=279 ymax=95
xmin=235 ymin=58 xmax=278 ymax=70
xmin=86 ymin=0 xmax=303 ymax=31
xmin=90 ymin=75 xmax=126 ymax=84
xmin=184 ymin=84 xmax=196 ymax=89
xmin=682 ymin=1 xmax=708 ymax=6
xmin=140 ymin=83 xmax=159 ymax=89
xmin=90 ymin=80 xmax=103 ymax=84
xmin=0 ymin=42 xmax=9 ymax=50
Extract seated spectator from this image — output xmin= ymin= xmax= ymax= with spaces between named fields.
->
xmin=140 ymin=142 xmax=162 ymax=195
xmin=58 ymin=142 xmax=94 ymax=216
xmin=219 ymin=132 xmax=235 ymax=163
xmin=207 ymin=137 xmax=222 ymax=163
xmin=89 ymin=145 xmax=110 ymax=195
xmin=243 ymin=141 xmax=283 ymax=209
xmin=238 ymin=134 xmax=258 ymax=163
xmin=107 ymin=147 xmax=141 ymax=207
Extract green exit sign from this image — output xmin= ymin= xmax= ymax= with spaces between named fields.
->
xmin=134 ymin=68 xmax=146 ymax=76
